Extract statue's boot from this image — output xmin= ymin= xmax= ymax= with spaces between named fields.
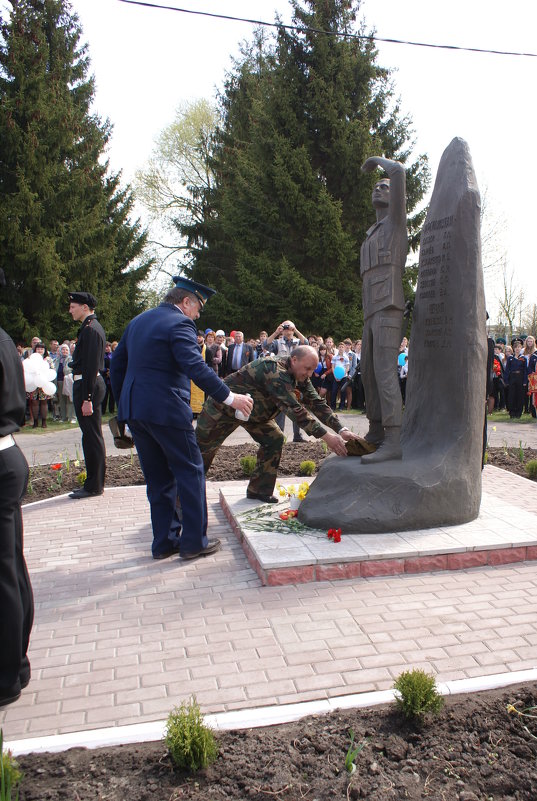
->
xmin=361 ymin=426 xmax=402 ymax=464
xmin=364 ymin=420 xmax=384 ymax=445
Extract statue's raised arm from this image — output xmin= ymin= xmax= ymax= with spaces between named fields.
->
xmin=361 ymin=156 xmax=406 ymax=229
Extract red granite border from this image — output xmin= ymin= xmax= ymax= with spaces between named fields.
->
xmin=220 ymin=492 xmax=537 ymax=587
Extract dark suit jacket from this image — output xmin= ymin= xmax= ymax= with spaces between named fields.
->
xmin=110 ymin=303 xmax=229 ymax=429
xmin=225 ymin=343 xmax=255 ymax=375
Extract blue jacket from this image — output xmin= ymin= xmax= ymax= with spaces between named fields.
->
xmin=110 ymin=303 xmax=230 ymax=429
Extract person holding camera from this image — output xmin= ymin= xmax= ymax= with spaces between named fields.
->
xmin=264 ymin=321 xmax=308 ymax=441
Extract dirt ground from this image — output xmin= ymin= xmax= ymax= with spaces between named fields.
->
xmin=22 ymin=443 xmax=537 ymax=505
xmin=16 ymin=683 xmax=537 ymax=800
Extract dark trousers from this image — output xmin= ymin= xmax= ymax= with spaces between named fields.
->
xmin=330 ymin=378 xmax=349 ymax=410
xmin=73 ymin=376 xmax=106 ymax=493
xmin=0 ymin=443 xmax=34 ymax=693
xmin=101 ymin=383 xmax=115 ymax=414
xmin=492 ymin=376 xmax=505 ymax=410
xmin=508 ymin=373 xmax=524 ymax=418
xmin=128 ymin=421 xmax=207 ymax=557
xmin=197 ymin=403 xmax=285 ymax=497
xmin=352 ymin=372 xmax=365 ymax=409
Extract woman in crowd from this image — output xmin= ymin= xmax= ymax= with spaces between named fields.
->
xmin=26 ymin=342 xmax=55 ymax=428
xmin=205 ymin=330 xmax=222 ymax=374
xmin=316 ymin=343 xmax=333 ymax=400
xmin=330 ymin=342 xmax=350 ymax=410
xmin=521 ymin=336 xmax=537 ymax=416
xmin=56 ymin=342 xmax=74 ymax=422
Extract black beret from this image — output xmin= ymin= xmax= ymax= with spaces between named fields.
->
xmin=69 ymin=291 xmax=97 ymax=308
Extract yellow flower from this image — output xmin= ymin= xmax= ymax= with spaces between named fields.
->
xmin=492 ymin=426 xmax=497 ymax=431
xmin=287 ymin=485 xmax=296 ymax=496
xmin=73 ymin=459 xmax=80 ymax=467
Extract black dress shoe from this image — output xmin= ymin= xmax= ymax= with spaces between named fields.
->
xmin=246 ymin=491 xmax=279 ymax=503
xmin=153 ymin=546 xmax=180 ymax=560
xmin=69 ymin=488 xmax=104 ymax=499
xmin=181 ymin=539 xmax=221 ymax=560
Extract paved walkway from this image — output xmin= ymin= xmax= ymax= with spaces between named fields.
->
xmin=16 ymin=413 xmax=537 ymax=465
xmin=2 ymin=467 xmax=537 ymax=746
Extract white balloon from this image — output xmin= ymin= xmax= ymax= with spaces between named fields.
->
xmin=41 ymin=381 xmax=57 ymax=396
xmin=45 ymin=367 xmax=57 ymax=381
xmin=23 ymin=359 xmax=37 ymax=375
xmin=24 ymin=376 xmax=38 ymax=393
xmin=28 ymin=352 xmax=43 ymax=364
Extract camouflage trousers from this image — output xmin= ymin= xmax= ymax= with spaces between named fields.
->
xmin=196 ymin=400 xmax=285 ymax=496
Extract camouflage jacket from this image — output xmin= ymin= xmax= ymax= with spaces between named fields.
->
xmin=223 ymin=355 xmax=344 ymax=438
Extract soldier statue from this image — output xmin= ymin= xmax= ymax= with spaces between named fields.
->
xmin=360 ymin=157 xmax=408 ymax=463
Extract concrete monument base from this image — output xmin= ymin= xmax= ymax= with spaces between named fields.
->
xmin=220 ymin=473 xmax=537 ymax=587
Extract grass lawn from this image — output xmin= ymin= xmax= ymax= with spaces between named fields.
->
xmin=18 ymin=411 xmax=116 ymax=434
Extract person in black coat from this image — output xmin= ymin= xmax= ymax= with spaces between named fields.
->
xmin=110 ymin=277 xmax=252 ymax=560
xmin=504 ymin=340 xmax=527 ymax=419
xmin=67 ymin=292 xmax=107 ymax=498
xmin=0 ymin=268 xmax=34 ymax=708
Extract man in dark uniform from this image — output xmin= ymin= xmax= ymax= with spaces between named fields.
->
xmin=359 ymin=156 xmax=408 ymax=463
xmin=196 ymin=346 xmax=356 ymax=503
xmin=67 ymin=292 xmax=107 ymax=498
xmin=0 ymin=268 xmax=34 ymax=707
xmin=110 ymin=277 xmax=252 ymax=560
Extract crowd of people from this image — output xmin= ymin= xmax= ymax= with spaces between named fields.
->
xmin=188 ymin=323 xmax=411 ymax=435
xmin=17 ymin=324 xmax=537 ymax=428
xmin=491 ymin=336 xmax=537 ymax=419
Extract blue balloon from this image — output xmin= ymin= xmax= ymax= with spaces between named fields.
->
xmin=333 ymin=364 xmax=345 ymax=380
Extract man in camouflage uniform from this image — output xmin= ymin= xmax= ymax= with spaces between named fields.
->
xmin=196 ymin=345 xmax=357 ymax=502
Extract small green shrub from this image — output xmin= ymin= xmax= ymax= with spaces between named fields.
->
xmin=76 ymin=470 xmax=87 ymax=486
xmin=299 ymin=460 xmax=316 ymax=477
xmin=526 ymin=459 xmax=537 ymax=480
xmin=239 ymin=455 xmax=257 ymax=476
xmin=165 ymin=698 xmax=218 ymax=772
xmin=393 ymin=669 xmax=444 ymax=720
xmin=0 ymin=730 xmax=22 ymax=801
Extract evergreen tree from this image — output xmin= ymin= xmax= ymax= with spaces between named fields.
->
xmin=184 ymin=0 xmax=428 ymax=339
xmin=0 ymin=0 xmax=151 ymax=343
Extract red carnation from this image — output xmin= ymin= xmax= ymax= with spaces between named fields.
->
xmin=51 ymin=463 xmax=62 ymax=470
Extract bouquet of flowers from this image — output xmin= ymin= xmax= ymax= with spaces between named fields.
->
xmin=277 ymin=481 xmax=310 ymax=501
xmin=276 ymin=481 xmax=310 ymax=512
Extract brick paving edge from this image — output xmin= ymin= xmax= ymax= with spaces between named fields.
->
xmin=7 ymin=668 xmax=537 ymax=757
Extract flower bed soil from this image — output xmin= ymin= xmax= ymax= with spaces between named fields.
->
xmin=22 ymin=444 xmax=537 ymax=505
xmin=16 ymin=683 xmax=537 ymax=800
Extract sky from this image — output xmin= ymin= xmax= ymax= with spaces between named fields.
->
xmin=63 ymin=1 xmax=537 ymax=318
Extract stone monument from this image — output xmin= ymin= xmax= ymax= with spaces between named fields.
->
xmin=299 ymin=137 xmax=486 ymax=532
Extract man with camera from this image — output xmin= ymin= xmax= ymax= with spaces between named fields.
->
xmin=264 ymin=320 xmax=308 ymax=442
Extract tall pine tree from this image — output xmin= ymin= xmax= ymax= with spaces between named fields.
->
xmin=0 ymin=0 xmax=151 ymax=342
xmin=184 ymin=0 xmax=428 ymax=339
